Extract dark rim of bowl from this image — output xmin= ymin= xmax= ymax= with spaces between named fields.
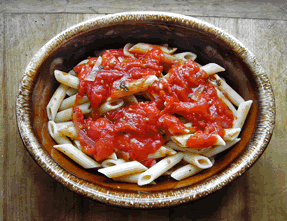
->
xmin=16 ymin=11 xmax=275 ymax=208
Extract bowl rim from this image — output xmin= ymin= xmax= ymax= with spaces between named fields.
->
xmin=16 ymin=11 xmax=275 ymax=208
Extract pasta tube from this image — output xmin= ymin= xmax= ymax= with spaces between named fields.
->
xmin=57 ymin=124 xmax=78 ymax=140
xmin=171 ymin=164 xmax=202 ymax=181
xmin=66 ymin=87 xmax=78 ymax=96
xmin=171 ymin=157 xmax=215 ymax=181
xmin=224 ymin=128 xmax=241 ymax=141
xmin=68 ymin=58 xmax=89 ymax=78
xmin=203 ymin=138 xmax=241 ymax=157
xmin=233 ymin=100 xmax=253 ymax=128
xmin=109 ymin=75 xmax=158 ymax=101
xmin=129 ymin=42 xmax=177 ymax=54
xmin=107 ymin=152 xmax=117 ymax=160
xmin=73 ymin=140 xmax=82 ymax=150
xmin=171 ymin=134 xmax=225 ymax=148
xmin=54 ymin=144 xmax=101 ymax=169
xmin=165 ymin=141 xmax=212 ymax=154
xmin=46 ymin=83 xmax=69 ymax=121
xmin=213 ymin=74 xmax=245 ymax=106
xmin=59 ymin=94 xmax=89 ymax=111
xmin=48 ymin=121 xmax=72 ymax=145
xmin=171 ymin=134 xmax=193 ymax=147
xmin=55 ymin=121 xmax=74 ymax=128
xmin=148 ymin=146 xmax=177 ymax=159
xmin=138 ymin=153 xmax=184 ymax=186
xmin=200 ymin=63 xmax=225 ymax=75
xmin=113 ymin=173 xmax=156 ymax=184
xmin=183 ymin=153 xmax=213 ymax=169
xmin=54 ymin=70 xmax=80 ymax=89
xmin=174 ymin=52 xmax=197 ymax=61
xmin=54 ymin=102 xmax=92 ymax=123
xmin=98 ymin=161 xmax=148 ymax=178
xmin=97 ymin=99 xmax=124 ymax=115
xmin=214 ymin=87 xmax=237 ymax=116
xmin=101 ymin=159 xmax=126 ymax=168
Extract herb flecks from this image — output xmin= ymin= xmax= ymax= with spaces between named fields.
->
xmin=119 ymin=81 xmax=129 ymax=92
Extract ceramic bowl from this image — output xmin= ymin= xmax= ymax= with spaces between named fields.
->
xmin=16 ymin=11 xmax=275 ymax=208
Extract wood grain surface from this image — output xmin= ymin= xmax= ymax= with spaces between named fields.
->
xmin=1 ymin=0 xmax=287 ymax=20
xmin=1 ymin=1 xmax=287 ymax=220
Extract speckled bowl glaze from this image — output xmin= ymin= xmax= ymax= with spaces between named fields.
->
xmin=16 ymin=11 xmax=275 ymax=208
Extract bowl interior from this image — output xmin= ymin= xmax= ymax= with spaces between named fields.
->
xmin=30 ymin=19 xmax=258 ymax=192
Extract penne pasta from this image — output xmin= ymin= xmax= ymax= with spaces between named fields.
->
xmin=171 ymin=134 xmax=225 ymax=148
xmin=129 ymin=42 xmax=177 ymax=54
xmin=123 ymin=43 xmax=136 ymax=58
xmin=73 ymin=140 xmax=82 ymax=150
xmin=214 ymin=87 xmax=237 ymax=116
xmin=171 ymin=134 xmax=193 ymax=147
xmin=171 ymin=157 xmax=215 ymax=181
xmin=46 ymin=83 xmax=69 ymax=121
xmin=108 ymin=152 xmax=118 ymax=160
xmin=101 ymin=159 xmax=126 ymax=168
xmin=148 ymin=146 xmax=177 ymax=159
xmin=233 ymin=100 xmax=253 ymax=128
xmin=109 ymin=75 xmax=158 ymax=101
xmin=113 ymin=173 xmax=156 ymax=184
xmin=113 ymin=173 xmax=141 ymax=183
xmin=171 ymin=164 xmax=203 ymax=181
xmin=66 ymin=87 xmax=78 ymax=96
xmin=55 ymin=121 xmax=74 ymax=128
xmin=162 ymin=167 xmax=177 ymax=176
xmin=183 ymin=152 xmax=213 ymax=169
xmin=97 ymin=99 xmax=124 ymax=115
xmin=59 ymin=94 xmax=89 ymax=111
xmin=85 ymin=56 xmax=103 ymax=81
xmin=174 ymin=51 xmax=197 ymax=61
xmin=203 ymin=138 xmax=241 ymax=157
xmin=200 ymin=63 xmax=225 ymax=75
xmin=54 ymin=70 xmax=80 ymax=89
xmin=162 ymin=53 xmax=178 ymax=64
xmin=98 ymin=161 xmax=148 ymax=178
xmin=213 ymin=74 xmax=245 ymax=106
xmin=68 ymin=58 xmax=90 ymax=78
xmin=68 ymin=69 xmax=77 ymax=76
xmin=48 ymin=121 xmax=72 ymax=145
xmin=54 ymin=144 xmax=101 ymax=169
xmin=54 ymin=102 xmax=92 ymax=123
xmin=165 ymin=141 xmax=212 ymax=154
xmin=170 ymin=158 xmax=214 ymax=181
xmin=57 ymin=124 xmax=78 ymax=140
xmin=213 ymin=134 xmax=226 ymax=146
xmin=224 ymin=128 xmax=241 ymax=141
xmin=138 ymin=153 xmax=184 ymax=186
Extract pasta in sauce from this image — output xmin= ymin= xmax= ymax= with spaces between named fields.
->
xmin=47 ymin=43 xmax=252 ymax=185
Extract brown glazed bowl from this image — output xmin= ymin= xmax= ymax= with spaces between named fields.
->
xmin=16 ymin=11 xmax=275 ymax=208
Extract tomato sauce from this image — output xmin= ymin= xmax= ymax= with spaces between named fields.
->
xmin=72 ymin=45 xmax=234 ymax=167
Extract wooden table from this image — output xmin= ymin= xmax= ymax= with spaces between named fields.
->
xmin=1 ymin=1 xmax=286 ymax=220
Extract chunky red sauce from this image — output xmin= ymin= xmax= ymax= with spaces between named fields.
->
xmin=72 ymin=45 xmax=234 ymax=167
